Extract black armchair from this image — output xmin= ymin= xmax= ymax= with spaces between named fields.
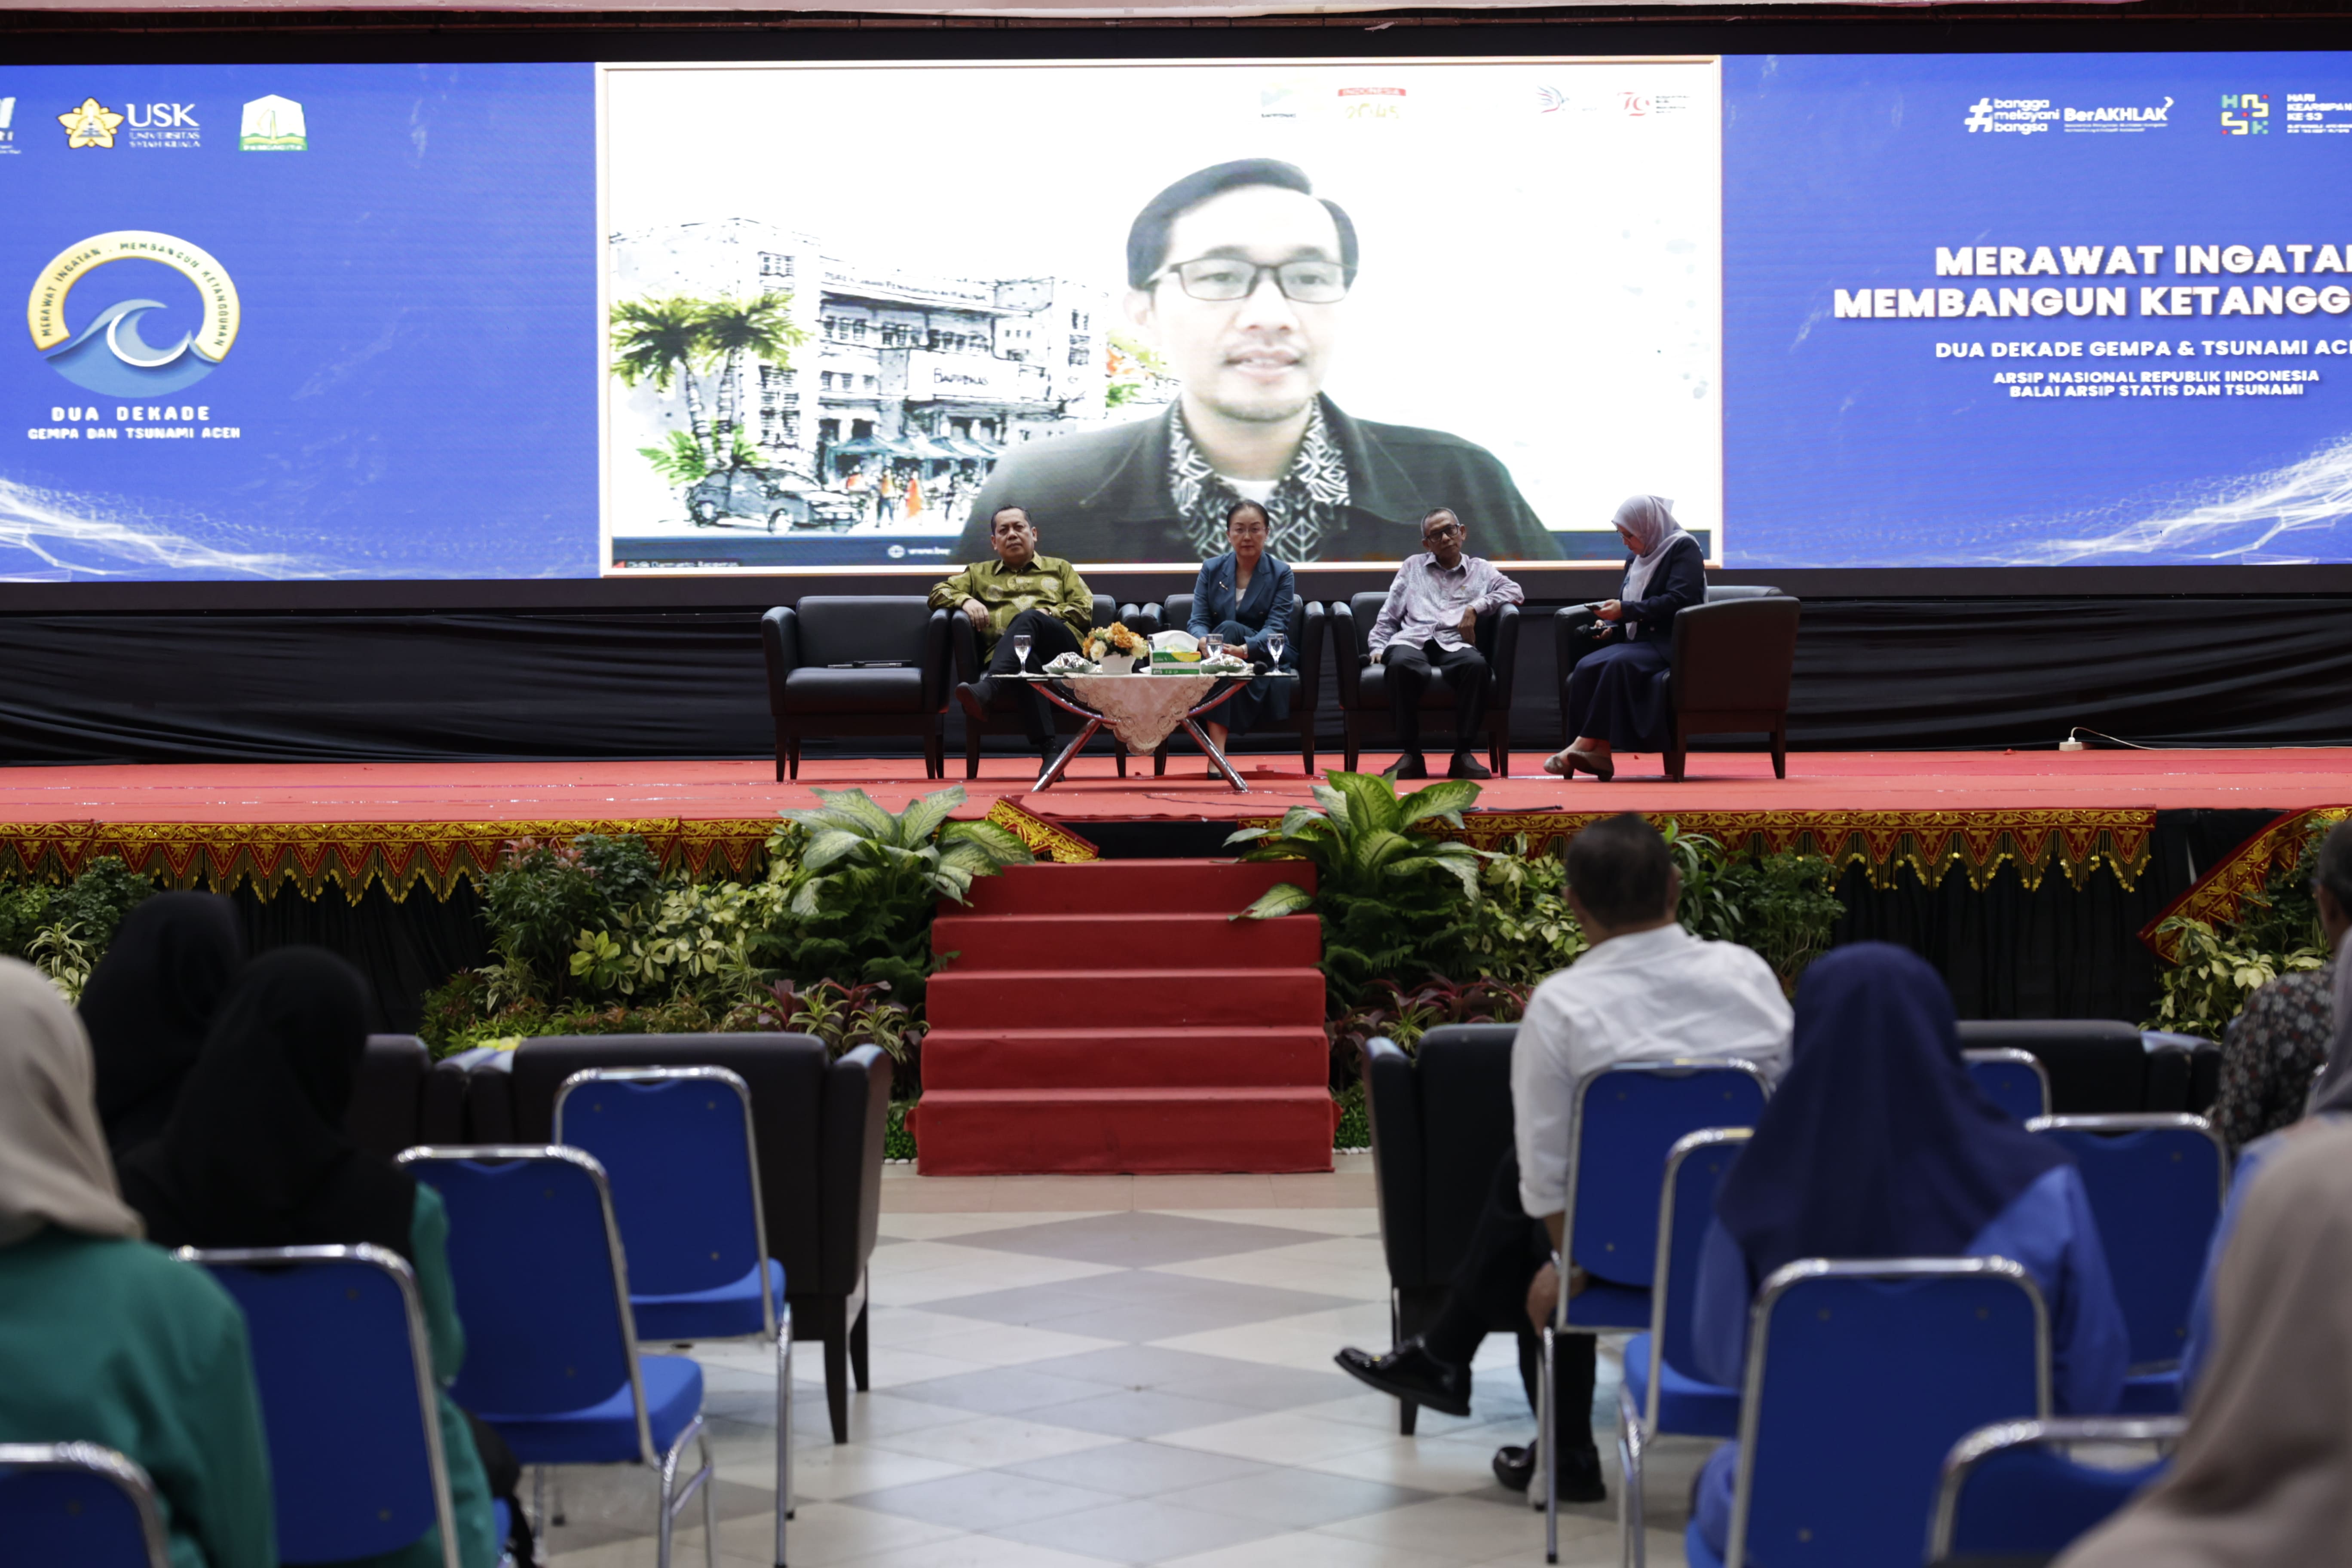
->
xmin=762 ymin=597 xmax=953 ymax=781
xmin=462 ymin=1032 xmax=892 ymax=1442
xmin=346 ymin=1035 xmax=429 ymax=1159
xmin=949 ymin=592 xmax=1142 ymax=778
xmin=1331 ymin=593 xmax=1519 ymax=775
xmin=1136 ymin=593 xmax=1326 ymax=775
xmin=1363 ymin=1025 xmax=1521 ymax=1435
xmin=1553 ymin=585 xmax=1799 ymax=781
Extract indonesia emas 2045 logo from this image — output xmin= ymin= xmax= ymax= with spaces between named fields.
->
xmin=26 ymin=231 xmax=241 ymax=396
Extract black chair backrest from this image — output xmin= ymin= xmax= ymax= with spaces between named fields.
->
xmin=1090 ymin=593 xmax=1117 ymax=633
xmin=1415 ymin=1025 xmax=1519 ymax=1285
xmin=1669 ymin=596 xmax=1801 ymax=712
xmin=1957 ymin=1020 xmax=2150 ymax=1114
xmin=346 ymin=1036 xmax=428 ymax=1160
xmin=1163 ymin=592 xmax=1308 ymax=638
xmin=1704 ymin=585 xmax=1781 ymax=603
xmin=793 ymin=596 xmax=936 ymax=664
xmin=497 ymin=1033 xmax=889 ymax=1298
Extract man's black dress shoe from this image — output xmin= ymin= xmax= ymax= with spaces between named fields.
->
xmin=1449 ymin=753 xmax=1493 ymax=780
xmin=1493 ymin=1443 xmax=1536 ymax=1492
xmin=955 ymin=679 xmax=995 ymax=724
xmin=1382 ymin=753 xmax=1430 ymax=781
xmin=1332 ymin=1339 xmax=1472 ymax=1418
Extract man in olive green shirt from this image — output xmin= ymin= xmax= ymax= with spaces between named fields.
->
xmin=931 ymin=505 xmax=1095 ymax=766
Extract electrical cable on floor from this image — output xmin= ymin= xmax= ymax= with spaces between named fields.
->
xmin=2059 ymin=727 xmax=2158 ymax=752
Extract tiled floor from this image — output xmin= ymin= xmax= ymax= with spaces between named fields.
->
xmin=538 ymin=1156 xmax=1712 ymax=1567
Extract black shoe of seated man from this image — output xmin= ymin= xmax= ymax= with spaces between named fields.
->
xmin=956 ymin=679 xmax=996 ymax=724
xmin=1383 ymin=753 xmax=1429 ymax=781
xmin=1532 ymin=1441 xmax=1608 ymax=1506
xmin=1492 ymin=1443 xmax=1536 ymax=1493
xmin=1449 ymin=752 xmax=1492 ymax=781
xmin=1332 ymin=1339 xmax=1473 ymax=1418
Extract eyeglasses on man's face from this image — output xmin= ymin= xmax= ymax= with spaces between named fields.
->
xmin=1156 ymin=257 xmax=1352 ymax=304
xmin=1422 ymin=522 xmax=1464 ymax=542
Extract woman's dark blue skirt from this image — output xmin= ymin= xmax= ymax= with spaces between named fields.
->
xmin=1564 ymin=637 xmax=1672 ymax=749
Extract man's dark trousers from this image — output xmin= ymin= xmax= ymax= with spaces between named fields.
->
xmin=1382 ymin=638 xmax=1490 ymax=759
xmin=1416 ymin=1146 xmax=1597 ymax=1451
xmin=984 ymin=608 xmax=1083 ymax=749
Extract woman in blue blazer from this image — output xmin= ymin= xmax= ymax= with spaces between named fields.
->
xmin=1188 ymin=500 xmax=1297 ymax=759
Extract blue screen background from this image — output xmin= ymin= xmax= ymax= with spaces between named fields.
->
xmin=0 ymin=62 xmax=597 ymax=580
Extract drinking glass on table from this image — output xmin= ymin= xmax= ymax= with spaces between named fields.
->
xmin=1012 ymin=632 xmax=1032 ymax=671
xmin=1202 ymin=633 xmax=1225 ymax=662
xmin=1265 ymin=631 xmax=1286 ymax=669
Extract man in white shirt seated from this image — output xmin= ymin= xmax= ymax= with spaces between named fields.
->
xmin=1336 ymin=813 xmax=1794 ymax=1504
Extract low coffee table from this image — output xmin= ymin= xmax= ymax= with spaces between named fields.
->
xmin=1013 ymin=669 xmax=1296 ymax=792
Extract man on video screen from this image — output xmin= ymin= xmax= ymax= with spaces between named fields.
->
xmin=958 ymin=159 xmax=1559 ymax=566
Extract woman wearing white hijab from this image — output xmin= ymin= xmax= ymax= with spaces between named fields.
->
xmin=1544 ymin=494 xmax=1707 ymax=780
xmin=2055 ymin=1117 xmax=2352 ymax=1568
xmin=0 ymin=957 xmax=275 ymax=1568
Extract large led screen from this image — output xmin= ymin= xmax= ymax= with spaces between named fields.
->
xmin=6 ymin=49 xmax=2352 ymax=581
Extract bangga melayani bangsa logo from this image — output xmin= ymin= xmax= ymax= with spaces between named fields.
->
xmin=27 ymin=230 xmax=240 ymax=397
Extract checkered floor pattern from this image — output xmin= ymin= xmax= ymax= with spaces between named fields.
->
xmin=537 ymin=1159 xmax=1712 ymax=1567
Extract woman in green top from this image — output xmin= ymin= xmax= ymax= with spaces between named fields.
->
xmin=0 ymin=957 xmax=276 ymax=1568
xmin=119 ymin=949 xmax=502 ymax=1568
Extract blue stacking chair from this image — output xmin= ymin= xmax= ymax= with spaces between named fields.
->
xmin=398 ymin=1146 xmax=716 ymax=1568
xmin=1542 ymin=1058 xmax=1773 ymax=1563
xmin=555 ymin=1066 xmax=793 ymax=1568
xmin=188 ymin=1245 xmax=459 ymax=1568
xmin=2027 ymin=1113 xmax=2228 ymax=1414
xmin=1687 ymin=1258 xmax=2049 ymax=1568
xmin=0 ymin=1443 xmax=170 ymax=1568
xmin=1616 ymin=1127 xmax=1751 ymax=1568
xmin=1928 ymin=1416 xmax=2180 ymax=1564
xmin=1963 ymin=1048 xmax=2052 ymax=1123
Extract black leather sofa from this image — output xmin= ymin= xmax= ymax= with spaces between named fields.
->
xmin=949 ymin=592 xmax=1143 ymax=778
xmin=1363 ymin=1025 xmax=1523 ymax=1434
xmin=762 ymin=597 xmax=954 ymax=781
xmin=1331 ymin=593 xmax=1521 ymax=776
xmin=1554 ymin=585 xmax=1800 ymax=781
xmin=459 ymin=1032 xmax=893 ymax=1442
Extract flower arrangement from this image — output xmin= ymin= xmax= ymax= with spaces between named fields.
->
xmin=1084 ymin=623 xmax=1148 ymax=661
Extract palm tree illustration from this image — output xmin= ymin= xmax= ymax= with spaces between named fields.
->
xmin=609 ymin=296 xmax=718 ymax=468
xmin=698 ymin=292 xmax=808 ymax=468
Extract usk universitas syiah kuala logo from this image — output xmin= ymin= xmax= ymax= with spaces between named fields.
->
xmin=27 ymin=232 xmax=240 ymax=397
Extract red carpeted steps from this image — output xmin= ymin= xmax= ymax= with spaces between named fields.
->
xmin=915 ymin=858 xmax=1331 ymax=1175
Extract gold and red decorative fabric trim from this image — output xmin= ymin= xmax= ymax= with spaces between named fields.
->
xmin=1240 ymin=806 xmax=2156 ymax=893
xmin=0 ymin=818 xmax=779 ymax=903
xmin=982 ymin=799 xmax=1102 ymax=863
xmin=2138 ymin=805 xmax=2352 ymax=960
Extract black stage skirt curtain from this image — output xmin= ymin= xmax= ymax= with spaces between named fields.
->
xmin=1 ymin=598 xmax=2349 ymax=764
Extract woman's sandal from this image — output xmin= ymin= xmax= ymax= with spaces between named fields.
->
xmin=1565 ymin=746 xmax=1616 ymax=781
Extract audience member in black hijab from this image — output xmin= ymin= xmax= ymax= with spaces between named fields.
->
xmin=119 ymin=947 xmax=413 ymax=1258
xmin=78 ymin=891 xmax=245 ymax=1159
xmin=119 ymin=948 xmax=508 ymax=1568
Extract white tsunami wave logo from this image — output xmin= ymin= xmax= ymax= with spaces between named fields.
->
xmin=2018 ymin=435 xmax=2352 ymax=564
xmin=0 ymin=475 xmax=318 ymax=579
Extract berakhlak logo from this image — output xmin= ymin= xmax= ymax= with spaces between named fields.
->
xmin=27 ymin=232 xmax=241 ymax=397
xmin=240 ymin=95 xmax=306 ymax=150
xmin=1964 ymin=97 xmax=1997 ymax=132
xmin=2222 ymin=93 xmax=2270 ymax=135
xmin=57 ymin=97 xmax=125 ymax=148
